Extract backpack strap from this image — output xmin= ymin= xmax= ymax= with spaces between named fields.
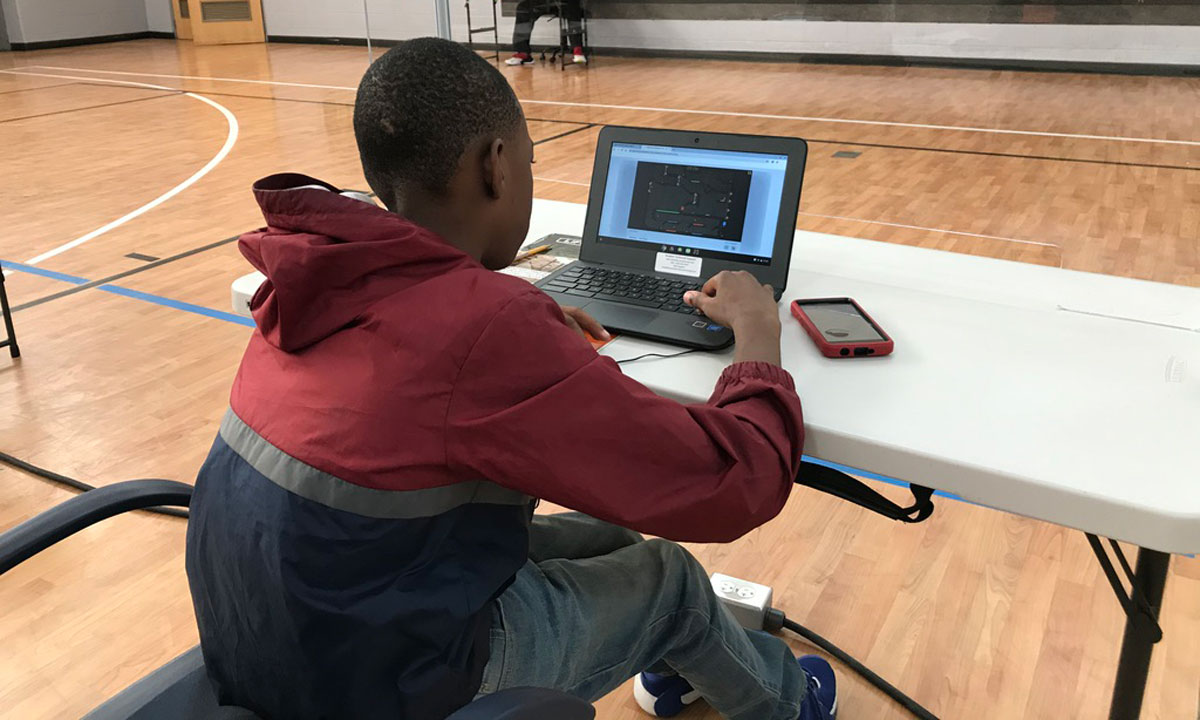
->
xmin=797 ymin=460 xmax=935 ymax=523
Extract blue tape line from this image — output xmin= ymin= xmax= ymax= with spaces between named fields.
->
xmin=2 ymin=257 xmax=254 ymax=328
xmin=802 ymin=454 xmax=973 ymax=505
xmin=98 ymin=285 xmax=256 ymax=327
xmin=1 ymin=259 xmax=89 ymax=285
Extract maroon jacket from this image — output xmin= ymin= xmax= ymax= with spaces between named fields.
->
xmin=186 ymin=173 xmax=806 ymax=719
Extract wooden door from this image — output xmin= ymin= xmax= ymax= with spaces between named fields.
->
xmin=172 ymin=0 xmax=192 ymax=40
xmin=188 ymin=0 xmax=265 ymax=45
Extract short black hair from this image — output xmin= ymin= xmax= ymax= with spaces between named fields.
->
xmin=354 ymin=37 xmax=524 ymax=210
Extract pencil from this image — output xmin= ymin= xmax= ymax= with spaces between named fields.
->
xmin=511 ymin=244 xmax=552 ymax=264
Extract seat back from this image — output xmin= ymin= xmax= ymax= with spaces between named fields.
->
xmin=3 ymin=480 xmax=593 ymax=720
xmin=83 ymin=645 xmax=593 ymax=720
xmin=82 ymin=646 xmax=259 ymax=720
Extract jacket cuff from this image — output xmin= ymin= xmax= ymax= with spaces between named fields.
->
xmin=715 ymin=361 xmax=796 ymax=393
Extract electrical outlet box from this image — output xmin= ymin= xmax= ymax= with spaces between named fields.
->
xmin=711 ymin=573 xmax=773 ymax=630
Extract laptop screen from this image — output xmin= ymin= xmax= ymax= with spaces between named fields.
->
xmin=595 ymin=142 xmax=789 ymax=266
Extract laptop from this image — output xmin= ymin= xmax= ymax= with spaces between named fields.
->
xmin=535 ymin=126 xmax=808 ymax=350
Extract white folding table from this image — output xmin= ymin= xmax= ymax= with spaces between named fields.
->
xmin=233 ymin=198 xmax=1200 ymax=719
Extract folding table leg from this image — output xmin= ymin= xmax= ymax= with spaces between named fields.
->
xmin=1103 ymin=546 xmax=1170 ymax=720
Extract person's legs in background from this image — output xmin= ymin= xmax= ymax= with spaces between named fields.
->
xmin=561 ymin=0 xmax=586 ymax=64
xmin=506 ymin=0 xmax=537 ymax=65
xmin=477 ymin=514 xmax=834 ymax=719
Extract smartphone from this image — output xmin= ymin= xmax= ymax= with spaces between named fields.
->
xmin=790 ymin=298 xmax=894 ymax=358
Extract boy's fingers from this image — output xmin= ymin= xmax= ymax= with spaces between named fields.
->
xmin=563 ymin=314 xmax=582 ymax=336
xmin=577 ymin=312 xmax=612 ymax=340
xmin=684 ymin=290 xmax=713 ymax=312
xmin=564 ymin=306 xmax=611 ymax=340
xmin=701 ymin=272 xmax=723 ymax=296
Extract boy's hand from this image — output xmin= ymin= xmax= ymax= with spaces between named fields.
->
xmin=562 ymin=306 xmax=611 ymax=341
xmin=683 ymin=271 xmax=782 ymax=366
xmin=683 ymin=271 xmax=778 ymax=332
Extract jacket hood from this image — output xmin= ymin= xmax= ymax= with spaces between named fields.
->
xmin=239 ymin=173 xmax=475 ymax=352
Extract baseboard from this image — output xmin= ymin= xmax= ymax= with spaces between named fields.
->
xmin=10 ymin=31 xmax=175 ymax=51
xmin=590 ymin=45 xmax=1200 ymax=78
xmin=267 ymin=34 xmax=1198 ymax=78
xmin=267 ymin=34 xmax=403 ymax=49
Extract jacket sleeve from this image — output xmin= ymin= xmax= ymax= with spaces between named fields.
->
xmin=444 ymin=289 xmax=805 ymax=543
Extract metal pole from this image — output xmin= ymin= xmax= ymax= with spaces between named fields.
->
xmin=434 ymin=0 xmax=452 ymax=40
xmin=362 ymin=0 xmax=374 ymax=63
xmin=1108 ymin=548 xmax=1170 ymax=720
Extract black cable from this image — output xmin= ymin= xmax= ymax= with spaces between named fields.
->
xmin=616 ymin=348 xmax=697 ymax=365
xmin=765 ymin=609 xmax=939 ymax=720
xmin=0 ymin=450 xmax=189 ymax=519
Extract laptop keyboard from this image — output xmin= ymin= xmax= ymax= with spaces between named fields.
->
xmin=541 ymin=265 xmax=705 ymax=315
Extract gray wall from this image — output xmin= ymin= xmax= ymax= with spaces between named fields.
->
xmin=4 ymin=0 xmax=1194 ymax=66
xmin=3 ymin=0 xmax=149 ymax=44
xmin=251 ymin=0 xmax=1200 ymax=66
xmin=522 ymin=1 xmax=1200 ymax=26
xmin=0 ymin=0 xmax=9 ymax=48
xmin=569 ymin=18 xmax=1200 ymax=66
xmin=1 ymin=0 xmax=21 ymax=43
xmin=145 ymin=0 xmax=175 ymax=33
xmin=260 ymin=0 xmax=437 ymax=41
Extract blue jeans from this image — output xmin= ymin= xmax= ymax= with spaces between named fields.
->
xmin=477 ymin=513 xmax=810 ymax=719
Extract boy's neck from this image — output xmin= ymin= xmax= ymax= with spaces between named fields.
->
xmin=395 ymin=198 xmax=487 ymax=264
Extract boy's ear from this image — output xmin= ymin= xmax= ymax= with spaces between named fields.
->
xmin=482 ymin=137 xmax=506 ymax=199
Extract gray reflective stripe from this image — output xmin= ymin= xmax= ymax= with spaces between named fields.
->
xmin=219 ymin=409 xmax=530 ymax=519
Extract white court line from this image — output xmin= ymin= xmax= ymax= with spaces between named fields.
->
xmin=28 ymin=63 xmax=1200 ymax=148
xmin=520 ymin=99 xmax=1200 ymax=148
xmin=31 ymin=64 xmax=356 ymax=91
xmin=798 ymin=211 xmax=1062 ymax=250
xmin=534 ymin=176 xmax=589 ymax=186
xmin=531 ymin=175 xmax=1060 ymax=252
xmin=2 ymin=69 xmax=239 ymax=266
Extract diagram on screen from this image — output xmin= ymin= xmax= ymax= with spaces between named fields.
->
xmin=627 ymin=162 xmax=752 ymax=242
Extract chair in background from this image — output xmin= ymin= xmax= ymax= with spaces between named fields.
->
xmin=464 ymin=0 xmax=501 ymax=65
xmin=540 ymin=0 xmax=591 ymax=70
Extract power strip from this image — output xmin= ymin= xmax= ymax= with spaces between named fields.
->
xmin=711 ymin=574 xmax=937 ymax=719
xmin=711 ymin=572 xmax=773 ymax=630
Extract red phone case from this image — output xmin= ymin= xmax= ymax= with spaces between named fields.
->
xmin=791 ymin=298 xmax=894 ymax=358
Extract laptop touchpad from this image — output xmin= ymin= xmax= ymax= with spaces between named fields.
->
xmin=586 ymin=302 xmax=657 ymax=331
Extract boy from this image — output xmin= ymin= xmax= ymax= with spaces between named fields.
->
xmin=186 ymin=38 xmax=835 ymax=720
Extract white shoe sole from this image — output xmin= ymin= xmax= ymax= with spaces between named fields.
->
xmin=633 ymin=675 xmax=659 ymax=715
xmin=632 ymin=675 xmax=701 ymax=717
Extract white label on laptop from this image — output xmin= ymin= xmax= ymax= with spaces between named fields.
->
xmin=655 ymin=252 xmax=702 ymax=278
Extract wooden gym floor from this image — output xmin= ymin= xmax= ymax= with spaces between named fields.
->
xmin=1 ymin=39 xmax=1198 ymax=720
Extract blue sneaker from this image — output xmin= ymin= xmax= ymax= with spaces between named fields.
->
xmin=634 ymin=657 xmax=836 ymax=719
xmin=798 ymin=655 xmax=837 ymax=720
xmin=633 ymin=672 xmax=701 ymax=717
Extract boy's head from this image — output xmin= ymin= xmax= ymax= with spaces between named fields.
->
xmin=354 ymin=38 xmax=532 ymax=269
